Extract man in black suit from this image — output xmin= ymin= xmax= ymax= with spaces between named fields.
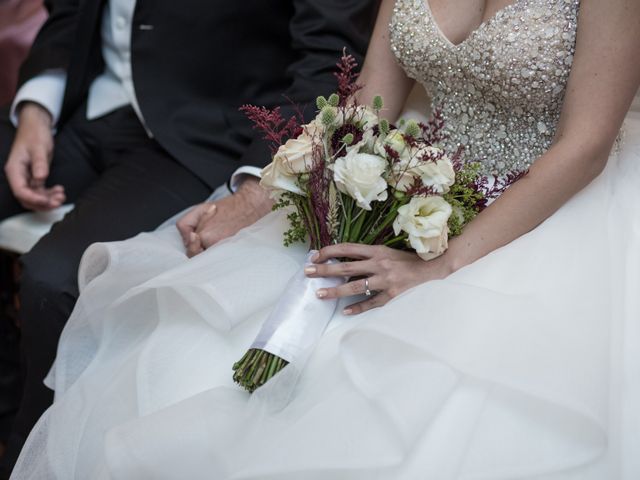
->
xmin=0 ymin=0 xmax=377 ymax=475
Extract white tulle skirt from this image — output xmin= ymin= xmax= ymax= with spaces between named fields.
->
xmin=10 ymin=115 xmax=640 ymax=480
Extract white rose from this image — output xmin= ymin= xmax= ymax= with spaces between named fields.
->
xmin=376 ymin=131 xmax=415 ymax=192
xmin=419 ymin=157 xmax=455 ymax=193
xmin=389 ymin=154 xmax=455 ymax=194
xmin=353 ymin=105 xmax=379 ymax=131
xmin=260 ymin=122 xmax=321 ymax=195
xmin=393 ymin=196 xmax=452 ymax=260
xmin=388 ymin=157 xmax=423 ymax=192
xmin=333 ymin=150 xmax=388 ymax=210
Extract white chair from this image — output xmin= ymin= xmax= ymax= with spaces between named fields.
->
xmin=0 ymin=205 xmax=73 ymax=255
xmin=0 ymin=206 xmax=73 ymax=324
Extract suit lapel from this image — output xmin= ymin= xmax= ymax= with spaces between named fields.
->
xmin=60 ymin=0 xmax=109 ymax=123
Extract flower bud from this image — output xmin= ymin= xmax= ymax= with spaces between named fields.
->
xmin=379 ymin=119 xmax=390 ymax=136
xmin=320 ymin=106 xmax=337 ymax=126
xmin=316 ymin=96 xmax=328 ymax=110
xmin=372 ymin=95 xmax=384 ymax=112
xmin=342 ymin=133 xmax=355 ymax=145
xmin=404 ymin=120 xmax=421 ymax=138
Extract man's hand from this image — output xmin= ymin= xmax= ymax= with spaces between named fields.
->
xmin=4 ymin=102 xmax=65 ymax=211
xmin=177 ymin=177 xmax=273 ymax=257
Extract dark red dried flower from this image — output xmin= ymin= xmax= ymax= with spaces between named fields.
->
xmin=384 ymin=145 xmax=401 ymax=163
xmin=334 ymin=50 xmax=363 ymax=105
xmin=239 ymin=105 xmax=303 ymax=155
xmin=331 ymin=124 xmax=364 ymax=157
xmin=404 ymin=176 xmax=439 ymax=197
xmin=419 ymin=108 xmax=446 ymax=145
xmin=308 ymin=155 xmax=333 ymax=247
xmin=449 ymin=145 xmax=465 ymax=172
xmin=474 ymin=169 xmax=528 ymax=212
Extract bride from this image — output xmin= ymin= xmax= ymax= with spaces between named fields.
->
xmin=10 ymin=0 xmax=640 ymax=478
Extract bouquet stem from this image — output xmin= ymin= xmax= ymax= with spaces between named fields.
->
xmin=232 ymin=348 xmax=289 ymax=393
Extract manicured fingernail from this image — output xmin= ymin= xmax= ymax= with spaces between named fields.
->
xmin=206 ymin=204 xmax=217 ymax=214
xmin=311 ymin=252 xmax=319 ymax=262
xmin=343 ymin=308 xmax=353 ymax=315
xmin=316 ymin=289 xmax=327 ymax=298
xmin=304 ymin=266 xmax=316 ymax=275
xmin=189 ymin=232 xmax=198 ymax=242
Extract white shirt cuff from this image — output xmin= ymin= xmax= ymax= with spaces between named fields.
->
xmin=10 ymin=70 xmax=68 ymax=127
xmin=229 ymin=166 xmax=263 ymax=192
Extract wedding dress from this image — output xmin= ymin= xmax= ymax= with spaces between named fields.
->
xmin=11 ymin=0 xmax=640 ymax=478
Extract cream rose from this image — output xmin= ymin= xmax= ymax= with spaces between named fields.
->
xmin=260 ymin=122 xmax=321 ymax=195
xmin=333 ymin=150 xmax=388 ymax=210
xmin=393 ymin=196 xmax=452 ymax=260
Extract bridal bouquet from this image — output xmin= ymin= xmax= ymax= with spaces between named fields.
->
xmin=232 ymin=53 xmax=522 ymax=393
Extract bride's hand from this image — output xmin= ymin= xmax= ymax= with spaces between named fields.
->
xmin=306 ymin=244 xmax=454 ymax=315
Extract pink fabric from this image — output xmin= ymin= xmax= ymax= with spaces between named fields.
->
xmin=0 ymin=0 xmax=47 ymax=106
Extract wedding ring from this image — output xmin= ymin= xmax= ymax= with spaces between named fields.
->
xmin=364 ymin=278 xmax=372 ymax=296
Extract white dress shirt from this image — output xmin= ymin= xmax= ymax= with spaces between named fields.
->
xmin=12 ymin=0 xmax=146 ymax=128
xmin=11 ymin=0 xmax=261 ymax=188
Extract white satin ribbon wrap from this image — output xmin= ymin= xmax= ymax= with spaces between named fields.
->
xmin=251 ymin=251 xmax=344 ymax=363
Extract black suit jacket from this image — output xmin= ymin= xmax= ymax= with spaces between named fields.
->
xmin=18 ymin=0 xmax=378 ymax=187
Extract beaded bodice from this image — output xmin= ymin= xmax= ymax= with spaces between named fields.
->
xmin=390 ymin=0 xmax=580 ymax=175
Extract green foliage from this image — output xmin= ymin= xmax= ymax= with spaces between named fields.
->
xmin=232 ymin=348 xmax=289 ymax=393
xmin=393 ymin=189 xmax=406 ymax=200
xmin=272 ymin=193 xmax=308 ymax=246
xmin=316 ymin=96 xmax=328 ymax=110
xmin=445 ymin=205 xmax=465 ymax=237
xmin=443 ymin=162 xmax=485 ymax=236
xmin=328 ymin=93 xmax=340 ymax=107
xmin=372 ymin=95 xmax=384 ymax=112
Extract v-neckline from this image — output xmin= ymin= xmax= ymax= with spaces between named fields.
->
xmin=423 ymin=0 xmax=523 ymax=48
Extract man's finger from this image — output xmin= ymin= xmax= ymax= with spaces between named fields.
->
xmin=202 ymin=203 xmax=217 ymax=217
xmin=5 ymin=161 xmax=51 ymax=209
xmin=30 ymin=147 xmax=50 ymax=185
xmin=178 ymin=203 xmax=217 ymax=246
xmin=197 ymin=228 xmax=222 ymax=250
xmin=46 ymin=189 xmax=66 ymax=209
xmin=44 ymin=184 xmax=65 ymax=195
xmin=177 ymin=205 xmax=205 ymax=246
xmin=186 ymin=232 xmax=204 ymax=258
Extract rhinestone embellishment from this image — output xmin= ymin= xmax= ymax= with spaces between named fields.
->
xmin=390 ymin=0 xmax=580 ymax=175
